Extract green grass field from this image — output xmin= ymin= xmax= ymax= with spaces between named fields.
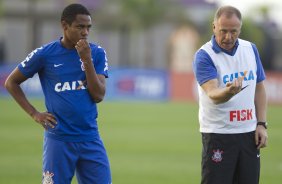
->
xmin=0 ymin=98 xmax=281 ymax=184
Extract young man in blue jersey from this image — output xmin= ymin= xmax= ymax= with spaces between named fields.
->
xmin=193 ymin=6 xmax=268 ymax=184
xmin=5 ymin=4 xmax=111 ymax=184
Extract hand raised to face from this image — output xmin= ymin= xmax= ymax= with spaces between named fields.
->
xmin=75 ymin=39 xmax=92 ymax=62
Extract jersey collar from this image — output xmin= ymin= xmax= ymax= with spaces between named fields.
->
xmin=211 ymin=35 xmax=239 ymax=56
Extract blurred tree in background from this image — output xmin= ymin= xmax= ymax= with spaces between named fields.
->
xmin=94 ymin=0 xmax=187 ymax=67
xmin=95 ymin=0 xmax=186 ymax=31
xmin=254 ymin=5 xmax=280 ymax=70
xmin=1 ymin=0 xmax=280 ymax=70
xmin=240 ymin=18 xmax=264 ymax=55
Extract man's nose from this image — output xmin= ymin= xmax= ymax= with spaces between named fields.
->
xmin=82 ymin=28 xmax=89 ymax=36
xmin=225 ymin=32 xmax=232 ymax=40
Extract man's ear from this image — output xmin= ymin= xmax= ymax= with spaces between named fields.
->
xmin=212 ymin=22 xmax=216 ymax=34
xmin=61 ymin=20 xmax=68 ymax=30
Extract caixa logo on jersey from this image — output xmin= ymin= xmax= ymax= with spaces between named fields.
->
xmin=54 ymin=80 xmax=86 ymax=92
xmin=223 ymin=70 xmax=255 ymax=84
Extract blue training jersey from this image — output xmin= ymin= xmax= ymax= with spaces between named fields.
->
xmin=18 ymin=38 xmax=109 ymax=142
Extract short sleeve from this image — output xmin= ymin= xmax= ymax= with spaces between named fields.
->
xmin=251 ymin=43 xmax=266 ymax=83
xmin=193 ymin=49 xmax=217 ymax=85
xmin=17 ymin=47 xmax=44 ymax=78
xmin=93 ymin=46 xmax=109 ymax=78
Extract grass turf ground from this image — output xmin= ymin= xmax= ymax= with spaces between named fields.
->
xmin=0 ymin=98 xmax=281 ymax=184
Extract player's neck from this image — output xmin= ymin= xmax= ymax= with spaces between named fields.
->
xmin=60 ymin=37 xmax=75 ymax=49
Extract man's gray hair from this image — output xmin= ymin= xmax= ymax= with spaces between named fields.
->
xmin=214 ymin=5 xmax=242 ymax=24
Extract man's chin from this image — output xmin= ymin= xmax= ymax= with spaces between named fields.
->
xmin=221 ymin=44 xmax=234 ymax=51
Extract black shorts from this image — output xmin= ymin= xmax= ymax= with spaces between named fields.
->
xmin=201 ymin=131 xmax=260 ymax=184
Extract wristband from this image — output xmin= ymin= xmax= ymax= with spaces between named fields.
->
xmin=257 ymin=122 xmax=267 ymax=129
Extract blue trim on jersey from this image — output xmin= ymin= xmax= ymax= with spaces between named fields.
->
xmin=211 ymin=35 xmax=239 ymax=56
xmin=193 ymin=49 xmax=217 ymax=85
xmin=18 ymin=38 xmax=109 ymax=142
xmin=251 ymin=43 xmax=266 ymax=83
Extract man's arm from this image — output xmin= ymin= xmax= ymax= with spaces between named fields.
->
xmin=75 ymin=39 xmax=106 ymax=103
xmin=201 ymin=77 xmax=244 ymax=104
xmin=254 ymin=81 xmax=268 ymax=149
xmin=82 ymin=60 xmax=106 ymax=103
xmin=255 ymin=81 xmax=267 ymax=122
xmin=5 ymin=68 xmax=56 ymax=128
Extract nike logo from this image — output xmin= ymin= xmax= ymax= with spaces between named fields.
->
xmin=257 ymin=154 xmax=260 ymax=158
xmin=234 ymin=85 xmax=249 ymax=97
xmin=241 ymin=85 xmax=249 ymax=91
xmin=54 ymin=64 xmax=63 ymax=67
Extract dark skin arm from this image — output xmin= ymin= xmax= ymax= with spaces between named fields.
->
xmin=4 ymin=68 xmax=57 ymax=129
xmin=75 ymin=39 xmax=106 ymax=103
